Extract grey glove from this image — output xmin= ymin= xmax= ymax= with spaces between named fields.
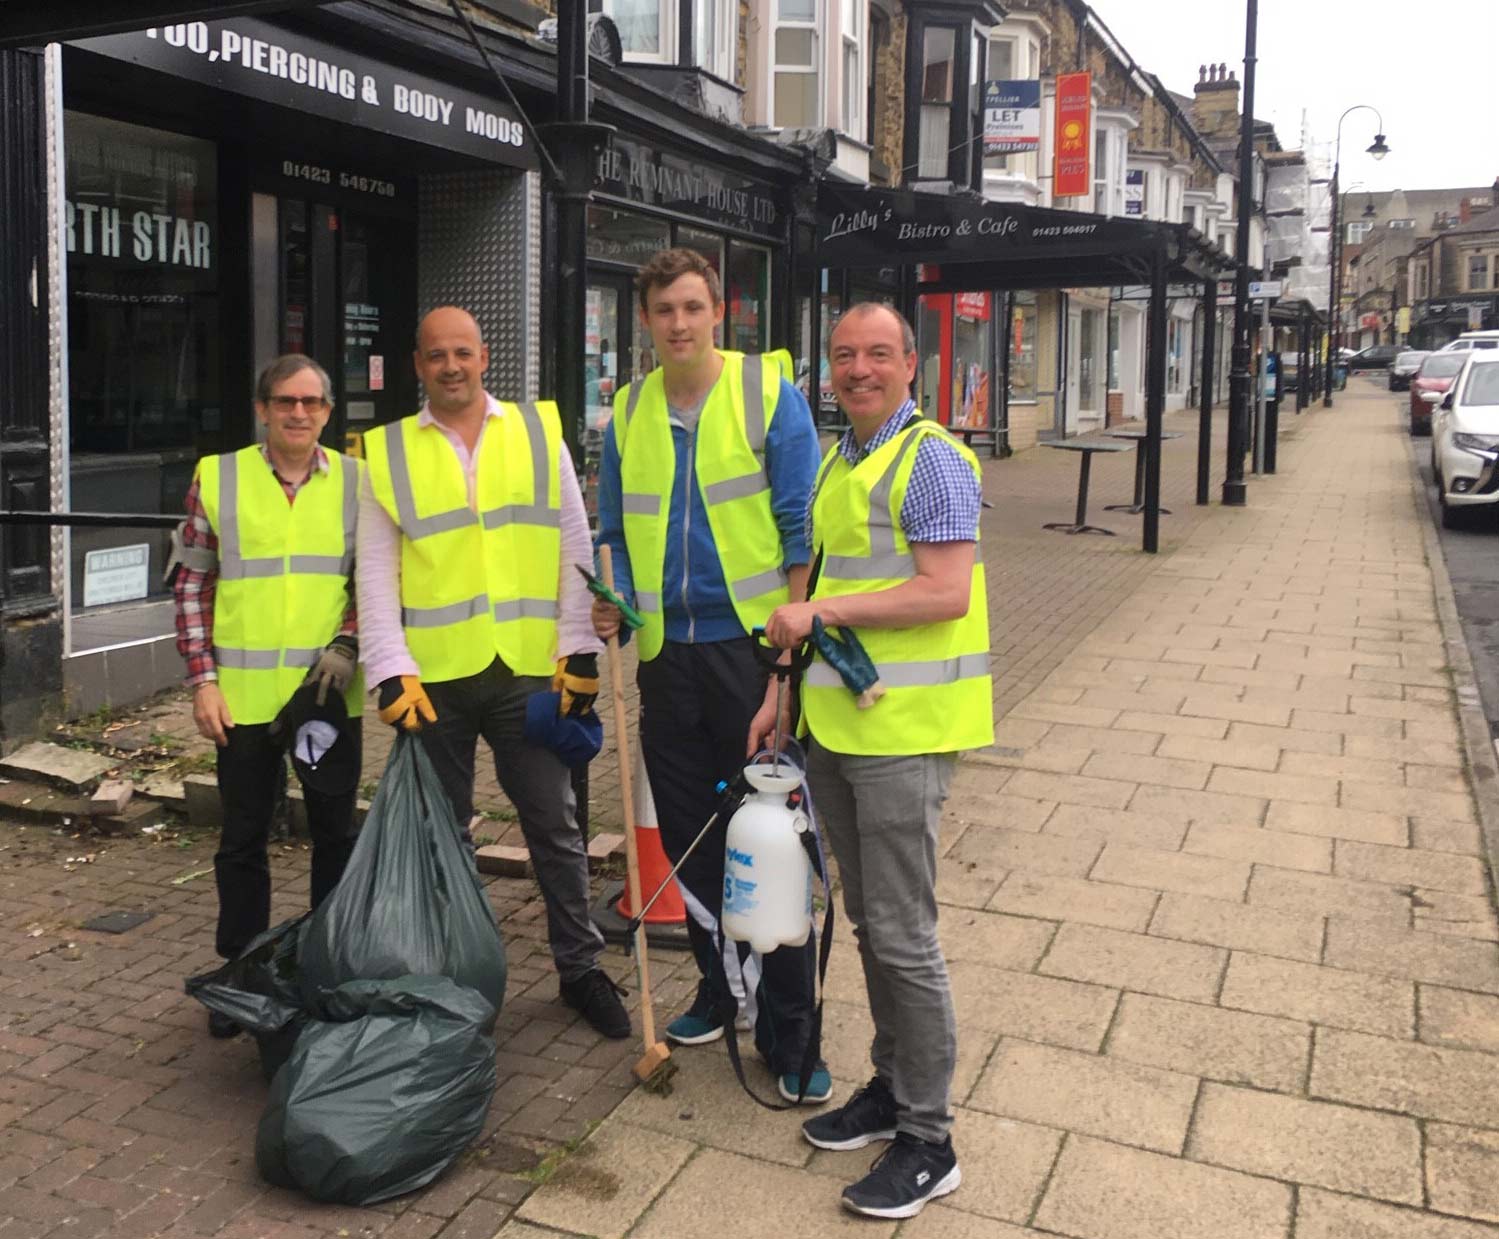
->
xmin=306 ymin=636 xmax=358 ymax=706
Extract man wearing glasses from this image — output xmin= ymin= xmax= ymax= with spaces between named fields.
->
xmin=172 ymin=354 xmax=364 ymax=1039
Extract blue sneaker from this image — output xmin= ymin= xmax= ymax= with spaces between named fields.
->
xmin=665 ymin=1006 xmax=726 ymax=1046
xmin=778 ymin=1064 xmax=833 ymax=1105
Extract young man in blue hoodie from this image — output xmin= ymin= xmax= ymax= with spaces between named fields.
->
xmin=592 ymin=247 xmax=826 ymax=1102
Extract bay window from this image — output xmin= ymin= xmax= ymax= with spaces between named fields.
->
xmin=841 ymin=0 xmax=865 ymax=138
xmin=774 ymin=0 xmax=820 ymax=128
xmin=605 ymin=0 xmax=674 ymax=59
xmin=918 ymin=27 xmax=955 ymax=178
xmin=695 ymin=0 xmax=737 ymax=79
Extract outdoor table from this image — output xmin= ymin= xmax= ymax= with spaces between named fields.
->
xmin=1041 ymin=439 xmax=1132 ymax=536
xmin=1105 ymin=427 xmax=1184 ymax=515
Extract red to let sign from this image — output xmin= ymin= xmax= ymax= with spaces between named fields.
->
xmin=1053 ymin=71 xmax=1093 ymax=198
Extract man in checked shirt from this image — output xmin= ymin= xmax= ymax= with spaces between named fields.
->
xmin=759 ymin=303 xmax=993 ymax=1221
xmin=172 ymin=354 xmax=363 ymax=1039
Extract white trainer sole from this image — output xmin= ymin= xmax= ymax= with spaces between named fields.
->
xmin=841 ymin=1164 xmax=962 ymax=1219
xmin=801 ymin=1125 xmax=897 ymax=1152
xmin=664 ymin=1023 xmax=726 ymax=1047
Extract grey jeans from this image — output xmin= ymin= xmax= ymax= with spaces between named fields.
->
xmin=420 ymin=657 xmax=605 ymax=983
xmin=807 ymin=739 xmax=957 ymax=1142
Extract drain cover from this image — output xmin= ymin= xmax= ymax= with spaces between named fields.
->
xmin=81 ymin=910 xmax=154 ymax=934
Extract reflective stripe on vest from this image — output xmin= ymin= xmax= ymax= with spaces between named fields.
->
xmin=364 ymin=401 xmax=563 ymax=682
xmin=802 ymin=418 xmax=993 ymax=756
xmin=198 ymin=446 xmax=363 ymax=725
xmin=614 ymin=352 xmax=793 ymax=661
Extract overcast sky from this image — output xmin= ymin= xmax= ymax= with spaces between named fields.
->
xmin=1094 ymin=0 xmax=1499 ymax=194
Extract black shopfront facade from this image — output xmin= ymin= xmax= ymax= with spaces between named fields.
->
xmin=0 ymin=3 xmax=816 ymax=739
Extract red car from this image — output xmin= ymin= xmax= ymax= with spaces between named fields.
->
xmin=1410 ymin=352 xmax=1467 ymax=435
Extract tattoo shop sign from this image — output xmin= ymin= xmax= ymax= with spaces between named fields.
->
xmin=75 ymin=18 xmax=535 ymax=170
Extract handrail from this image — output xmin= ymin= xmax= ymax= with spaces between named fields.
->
xmin=0 ymin=511 xmax=179 ymax=529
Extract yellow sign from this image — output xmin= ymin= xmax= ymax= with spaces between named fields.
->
xmin=1396 ymin=307 xmax=1412 ymax=335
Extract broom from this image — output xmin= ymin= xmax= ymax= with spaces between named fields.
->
xmin=598 ymin=546 xmax=674 ymax=1088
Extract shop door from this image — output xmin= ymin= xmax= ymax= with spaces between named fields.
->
xmin=254 ymin=193 xmax=417 ymax=447
xmin=582 ymin=275 xmax=641 ymax=517
xmin=1063 ymin=306 xmax=1081 ymax=436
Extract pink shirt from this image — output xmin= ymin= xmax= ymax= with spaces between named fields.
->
xmin=357 ymin=396 xmax=603 ymax=687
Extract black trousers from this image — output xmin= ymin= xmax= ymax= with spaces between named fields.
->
xmin=418 ymin=657 xmax=605 ymax=982
xmin=638 ymin=637 xmax=818 ymax=1074
xmin=213 ymin=718 xmax=361 ymax=959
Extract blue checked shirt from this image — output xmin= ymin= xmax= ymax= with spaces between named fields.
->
xmin=806 ymin=399 xmax=982 ymax=549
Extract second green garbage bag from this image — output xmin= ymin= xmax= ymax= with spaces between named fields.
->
xmin=298 ymin=733 xmax=508 ymax=1015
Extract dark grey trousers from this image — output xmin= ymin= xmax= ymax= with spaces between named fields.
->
xmin=807 ymin=739 xmax=957 ymax=1142
xmin=420 ymin=656 xmax=604 ymax=982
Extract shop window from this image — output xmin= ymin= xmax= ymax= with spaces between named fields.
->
xmin=1469 ymin=255 xmax=1490 ymax=292
xmin=586 ymin=205 xmax=672 ymax=268
xmin=64 ymin=111 xmax=220 ymax=608
xmin=952 ymin=293 xmax=992 ymax=430
xmin=727 ymin=243 xmax=770 ymax=354
xmin=1079 ymin=309 xmax=1100 ymax=410
xmin=604 ymin=0 xmax=675 ymax=60
xmin=774 ymin=0 xmax=820 ymax=129
xmin=1167 ymin=318 xmax=1185 ymax=393
xmin=918 ymin=27 xmax=955 ymax=179
xmin=1009 ymin=292 xmax=1037 ymax=402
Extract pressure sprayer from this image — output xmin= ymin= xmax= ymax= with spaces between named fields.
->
xmin=722 ymin=762 xmax=814 ymax=952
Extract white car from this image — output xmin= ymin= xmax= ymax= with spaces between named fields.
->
xmin=1429 ymin=353 xmax=1499 ymax=528
xmin=1440 ymin=331 xmax=1499 ymax=353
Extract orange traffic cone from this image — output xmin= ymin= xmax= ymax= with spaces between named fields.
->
xmin=615 ymin=745 xmax=686 ymax=925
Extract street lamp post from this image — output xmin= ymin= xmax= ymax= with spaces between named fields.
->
xmin=1222 ymin=0 xmax=1259 ymax=507
xmin=1322 ymin=106 xmax=1389 ymax=407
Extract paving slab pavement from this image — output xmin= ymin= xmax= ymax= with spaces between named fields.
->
xmin=11 ymin=381 xmax=1499 ymax=1238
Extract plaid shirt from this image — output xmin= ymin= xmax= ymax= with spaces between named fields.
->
xmin=806 ymin=399 xmax=982 ymax=549
xmin=174 ymin=445 xmax=357 ymax=688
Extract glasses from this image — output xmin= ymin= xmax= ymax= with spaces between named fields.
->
xmin=267 ymin=395 xmax=330 ymax=413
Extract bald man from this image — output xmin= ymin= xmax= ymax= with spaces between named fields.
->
xmin=357 ymin=306 xmax=630 ymax=1040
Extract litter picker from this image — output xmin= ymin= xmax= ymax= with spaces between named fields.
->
xmin=597 ymin=546 xmax=673 ymax=1087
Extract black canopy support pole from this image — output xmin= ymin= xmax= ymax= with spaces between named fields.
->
xmin=1197 ymin=276 xmax=1217 ymax=505
xmin=539 ymin=0 xmax=613 ymax=464
xmin=1222 ymin=0 xmax=1257 ymax=507
xmin=1143 ymin=245 xmax=1169 ymax=554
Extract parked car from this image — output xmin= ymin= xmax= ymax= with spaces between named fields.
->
xmin=1429 ymin=353 xmax=1499 ymax=528
xmin=1441 ymin=331 xmax=1499 ymax=353
xmin=1346 ymin=344 xmax=1401 ymax=371
xmin=1409 ymin=351 xmax=1466 ymax=436
xmin=1389 ymin=350 xmax=1429 ymax=391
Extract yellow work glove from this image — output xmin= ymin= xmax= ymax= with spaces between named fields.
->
xmin=552 ymin=653 xmax=599 ymax=718
xmin=377 ymin=675 xmax=437 ymax=732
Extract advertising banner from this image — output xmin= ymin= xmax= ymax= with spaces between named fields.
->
xmin=1124 ymin=168 xmax=1144 ymax=217
xmin=1053 ymin=72 xmax=1092 ymax=198
xmin=983 ymin=80 xmax=1042 ymax=155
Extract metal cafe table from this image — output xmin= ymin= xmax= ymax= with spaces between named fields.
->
xmin=1041 ymin=438 xmax=1133 ymax=536
xmin=1105 ymin=426 xmax=1184 ymax=515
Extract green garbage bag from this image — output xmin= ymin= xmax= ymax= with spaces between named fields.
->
xmin=255 ymin=975 xmax=497 ymax=1204
xmin=297 ymin=735 xmax=507 ymax=1015
xmin=185 ymin=916 xmax=309 ymax=1080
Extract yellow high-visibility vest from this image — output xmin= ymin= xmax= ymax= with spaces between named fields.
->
xmin=363 ymin=402 xmax=562 ymax=683
xmin=612 ymin=351 xmax=795 ymax=661
xmin=802 ymin=416 xmax=993 ymax=756
xmin=196 ymin=446 xmax=363 ymax=724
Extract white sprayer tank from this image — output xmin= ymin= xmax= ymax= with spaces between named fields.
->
xmin=722 ymin=764 xmax=814 ymax=953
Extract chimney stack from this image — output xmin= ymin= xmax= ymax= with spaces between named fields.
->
xmin=1192 ymin=58 xmax=1241 ymax=147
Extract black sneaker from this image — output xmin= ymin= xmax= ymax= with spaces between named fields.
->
xmin=801 ymin=1075 xmax=898 ymax=1151
xmin=841 ymin=1132 xmax=960 ymax=1219
xmin=207 ymin=1010 xmax=241 ymax=1040
xmin=560 ymin=969 xmax=632 ymax=1040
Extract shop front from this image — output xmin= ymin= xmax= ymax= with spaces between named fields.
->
xmin=1410 ymin=296 xmax=1499 ymax=350
xmin=56 ymin=13 xmax=538 ymax=710
xmin=579 ymin=134 xmax=792 ymax=504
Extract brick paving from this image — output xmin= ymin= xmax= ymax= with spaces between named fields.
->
xmin=509 ymin=381 xmax=1499 ymax=1239
xmin=9 ymin=383 xmax=1484 ymax=1239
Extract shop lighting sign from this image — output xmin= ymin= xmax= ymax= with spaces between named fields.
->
xmin=77 ymin=19 xmax=534 ymax=170
xmin=983 ymin=81 xmax=1041 ymax=156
